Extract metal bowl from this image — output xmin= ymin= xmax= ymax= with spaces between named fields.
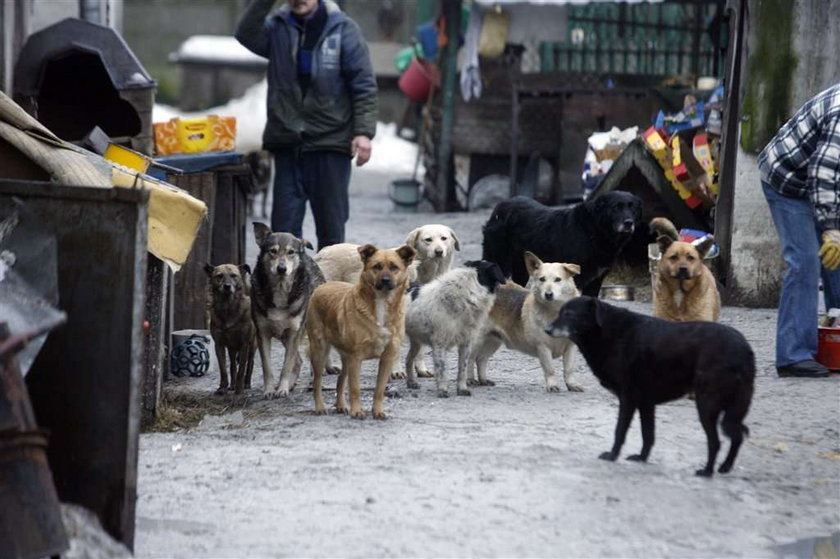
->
xmin=599 ymin=284 xmax=635 ymax=301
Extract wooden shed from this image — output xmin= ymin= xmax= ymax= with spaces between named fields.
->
xmin=422 ymin=0 xmax=729 ymax=212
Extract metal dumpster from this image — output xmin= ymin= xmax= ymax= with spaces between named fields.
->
xmin=0 ymin=180 xmax=148 ymax=550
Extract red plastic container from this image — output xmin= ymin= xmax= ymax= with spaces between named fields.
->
xmin=816 ymin=327 xmax=840 ymax=370
xmin=398 ymin=57 xmax=440 ymax=103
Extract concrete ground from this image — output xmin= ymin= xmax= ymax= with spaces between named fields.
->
xmin=134 ymin=168 xmax=840 ymax=558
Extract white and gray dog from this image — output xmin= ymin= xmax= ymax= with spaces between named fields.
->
xmin=251 ymin=222 xmax=324 ymax=398
xmin=404 ymin=260 xmax=506 ymax=397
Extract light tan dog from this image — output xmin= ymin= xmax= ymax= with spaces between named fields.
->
xmin=650 ymin=217 xmax=720 ymax=322
xmin=469 ymin=252 xmax=583 ymax=392
xmin=313 ymin=224 xmax=460 ymax=284
xmin=307 ymin=243 xmax=416 ymax=419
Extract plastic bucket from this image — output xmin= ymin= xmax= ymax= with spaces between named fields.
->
xmin=398 ymin=57 xmax=440 ymax=103
xmin=389 ymin=179 xmax=421 ymax=212
xmin=816 ymin=327 xmax=840 ymax=370
xmin=415 ymin=20 xmax=439 ymax=60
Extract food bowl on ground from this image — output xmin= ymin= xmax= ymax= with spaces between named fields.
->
xmin=599 ymin=284 xmax=635 ymax=301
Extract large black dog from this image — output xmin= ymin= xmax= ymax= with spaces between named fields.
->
xmin=482 ymin=192 xmax=642 ymax=295
xmin=546 ymin=297 xmax=755 ymax=477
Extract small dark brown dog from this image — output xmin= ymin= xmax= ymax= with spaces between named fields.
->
xmin=205 ymin=263 xmax=256 ymax=395
xmin=650 ymin=217 xmax=720 ymax=322
xmin=307 ymin=243 xmax=415 ymax=419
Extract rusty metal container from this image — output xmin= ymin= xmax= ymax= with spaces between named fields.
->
xmin=0 ymin=430 xmax=68 ymax=559
xmin=0 ymin=180 xmax=149 ymax=550
xmin=0 ymin=323 xmax=68 ymax=559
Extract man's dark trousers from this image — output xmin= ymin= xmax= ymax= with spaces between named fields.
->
xmin=271 ymin=148 xmax=351 ymax=251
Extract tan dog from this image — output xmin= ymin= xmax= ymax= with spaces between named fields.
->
xmin=650 ymin=217 xmax=720 ymax=322
xmin=470 ymin=252 xmax=583 ymax=392
xmin=204 ymin=263 xmax=256 ymax=395
xmin=307 ymin=244 xmax=416 ymax=419
xmin=314 ymin=224 xmax=460 ymax=379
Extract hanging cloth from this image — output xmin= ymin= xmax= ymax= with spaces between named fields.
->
xmin=459 ymin=3 xmax=482 ymax=102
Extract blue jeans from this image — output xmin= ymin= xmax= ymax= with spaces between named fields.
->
xmin=271 ymin=148 xmax=351 ymax=251
xmin=763 ymin=182 xmax=840 ymax=366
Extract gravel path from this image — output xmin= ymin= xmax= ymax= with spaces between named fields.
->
xmin=135 ymin=169 xmax=840 ymax=558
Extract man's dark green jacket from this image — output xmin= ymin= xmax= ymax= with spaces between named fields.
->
xmin=235 ymin=0 xmax=378 ymax=153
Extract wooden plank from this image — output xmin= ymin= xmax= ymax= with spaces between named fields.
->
xmin=168 ymin=172 xmax=215 ymax=331
xmin=141 ymin=255 xmax=167 ymax=430
xmin=211 ymin=165 xmax=251 ymax=266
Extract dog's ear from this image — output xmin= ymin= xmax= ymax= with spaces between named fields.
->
xmin=448 ymin=227 xmax=461 ymax=251
xmin=396 ymin=244 xmax=416 ymax=266
xmin=657 ymin=234 xmax=674 ymax=253
xmin=239 ymin=264 xmax=251 ymax=276
xmin=299 ymin=238 xmax=314 ymax=252
xmin=492 ymin=263 xmax=506 ymax=285
xmin=693 ymin=234 xmax=715 ymax=259
xmin=524 ymin=251 xmax=542 ymax=276
xmin=204 ymin=263 xmax=215 ymax=277
xmin=253 ymin=222 xmax=271 ymax=245
xmin=404 ymin=227 xmax=422 ymax=248
xmin=358 ymin=244 xmax=378 ymax=263
xmin=562 ymin=263 xmax=581 ymax=276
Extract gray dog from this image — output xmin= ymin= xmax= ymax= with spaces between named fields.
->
xmin=251 ymin=222 xmax=324 ymax=398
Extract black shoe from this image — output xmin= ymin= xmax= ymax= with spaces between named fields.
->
xmin=777 ymin=360 xmax=830 ymax=378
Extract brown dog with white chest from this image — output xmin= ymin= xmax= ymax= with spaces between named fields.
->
xmin=651 ymin=217 xmax=720 ymax=322
xmin=307 ymin=243 xmax=416 ymax=419
xmin=205 ymin=263 xmax=256 ymax=394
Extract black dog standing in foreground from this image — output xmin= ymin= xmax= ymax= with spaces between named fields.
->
xmin=482 ymin=191 xmax=642 ymax=295
xmin=546 ymin=297 xmax=755 ymax=477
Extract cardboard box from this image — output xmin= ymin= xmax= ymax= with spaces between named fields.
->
xmin=692 ymin=132 xmax=718 ymax=195
xmin=642 ymin=126 xmax=671 ymax=167
xmin=154 ymin=115 xmax=237 ymax=156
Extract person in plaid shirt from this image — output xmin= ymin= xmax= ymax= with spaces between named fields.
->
xmin=760 ymin=83 xmax=840 ymax=378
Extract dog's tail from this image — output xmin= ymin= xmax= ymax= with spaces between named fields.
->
xmin=649 ymin=217 xmax=680 ymax=241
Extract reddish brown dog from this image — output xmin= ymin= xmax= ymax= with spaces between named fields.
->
xmin=306 ymin=243 xmax=415 ymax=419
xmin=651 ymin=217 xmax=720 ymax=322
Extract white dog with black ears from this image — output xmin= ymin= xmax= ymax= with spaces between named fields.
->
xmin=469 ymin=251 xmax=583 ymax=392
xmin=404 ymin=260 xmax=506 ymax=397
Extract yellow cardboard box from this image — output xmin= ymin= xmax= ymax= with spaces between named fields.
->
xmin=154 ymin=115 xmax=237 ymax=156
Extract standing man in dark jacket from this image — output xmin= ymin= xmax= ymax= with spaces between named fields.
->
xmin=236 ymin=0 xmax=377 ymax=250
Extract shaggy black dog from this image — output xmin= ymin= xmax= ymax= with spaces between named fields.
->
xmin=546 ymin=297 xmax=755 ymax=477
xmin=482 ymin=191 xmax=642 ymax=295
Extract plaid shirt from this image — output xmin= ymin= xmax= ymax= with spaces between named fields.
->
xmin=758 ymin=83 xmax=840 ymax=230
